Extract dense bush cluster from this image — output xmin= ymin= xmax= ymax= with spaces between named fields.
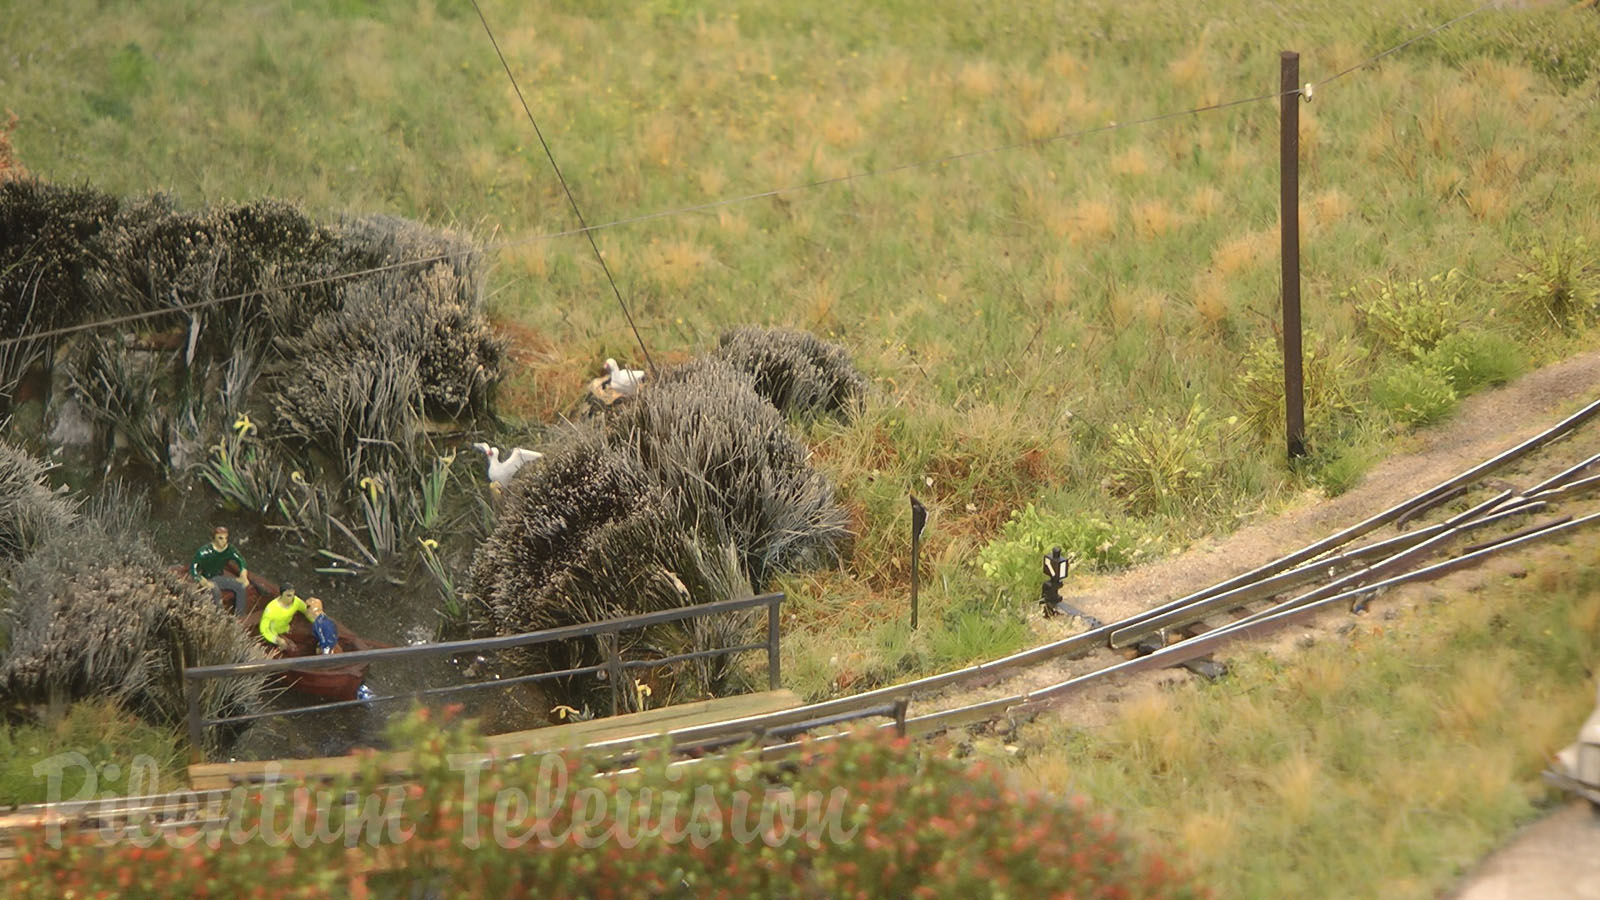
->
xmin=714 ymin=325 xmax=867 ymax=420
xmin=0 ymin=500 xmax=268 ymax=753
xmin=0 ymin=440 xmax=76 ymax=562
xmin=471 ymin=345 xmax=855 ymax=704
xmin=10 ymin=716 xmax=1205 ymax=899
xmin=0 ymin=178 xmax=503 ymax=454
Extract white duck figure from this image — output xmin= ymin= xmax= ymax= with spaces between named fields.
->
xmin=471 ymin=442 xmax=543 ymax=487
xmin=603 ymin=358 xmax=647 ymax=396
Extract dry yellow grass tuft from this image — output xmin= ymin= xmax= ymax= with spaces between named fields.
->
xmin=1192 ymin=274 xmax=1229 ymax=330
xmin=1297 ymin=107 xmax=1321 ymax=161
xmin=1107 ymin=285 xmax=1167 ymax=332
xmin=639 ymin=238 xmax=714 ymax=289
xmin=1167 ymin=43 xmax=1209 ymax=89
xmin=1289 ymin=649 xmax=1348 ymax=701
xmin=1064 ymin=85 xmax=1102 ymax=124
xmin=1428 ymin=165 xmax=1465 ymax=202
xmin=1010 ymin=69 xmax=1047 ymax=111
xmin=957 ymin=60 xmax=1002 ymax=98
xmin=1132 ymin=199 xmax=1179 ymax=239
xmin=1067 ymin=198 xmax=1117 ymax=245
xmin=797 ymin=276 xmax=840 ymax=330
xmin=1044 ymin=49 xmax=1084 ymax=81
xmin=1021 ymin=101 xmax=1065 ymax=141
xmin=1211 ymin=229 xmax=1272 ymax=277
xmin=1111 ymin=145 xmax=1153 ymax=178
xmin=1471 ymin=145 xmax=1529 ymax=186
xmin=692 ymin=13 xmax=740 ymax=47
xmin=1175 ymin=804 xmax=1242 ymax=867
xmin=1188 ymin=185 xmax=1222 ymax=219
xmin=1041 ymin=256 xmax=1073 ymax=307
xmin=1465 ymin=184 xmax=1510 ymax=222
xmin=1442 ymin=651 xmax=1517 ymax=737
xmin=1113 ymin=690 xmax=1176 ymax=765
xmin=1221 ymin=145 xmax=1254 ymax=176
xmin=822 ymin=107 xmax=864 ymax=146
xmin=501 ymin=239 xmax=549 ymax=279
xmin=1264 ymin=749 xmax=1323 ymax=824
xmin=1309 ymin=188 xmax=1353 ymax=229
xmin=1418 ymin=88 xmax=1474 ymax=157
xmin=640 ymin=114 xmax=681 ymax=167
xmin=1483 ymin=59 xmax=1536 ymax=107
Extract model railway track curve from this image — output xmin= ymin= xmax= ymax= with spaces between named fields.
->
xmin=6 ymin=394 xmax=1600 ymax=852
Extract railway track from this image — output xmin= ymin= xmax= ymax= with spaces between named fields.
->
xmin=6 ymin=393 xmax=1600 ymax=855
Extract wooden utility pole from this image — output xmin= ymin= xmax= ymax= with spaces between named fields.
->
xmin=1281 ymin=50 xmax=1307 ymax=460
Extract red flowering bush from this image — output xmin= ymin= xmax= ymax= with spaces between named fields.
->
xmin=10 ymin=709 xmax=1203 ymax=899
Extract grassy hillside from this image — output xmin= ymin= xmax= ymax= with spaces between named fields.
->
xmin=5 ymin=0 xmax=1600 ymax=691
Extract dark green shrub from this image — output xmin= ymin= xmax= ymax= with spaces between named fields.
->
xmin=1422 ymin=329 xmax=1527 ymax=393
xmin=1372 ymin=363 xmax=1458 ymax=427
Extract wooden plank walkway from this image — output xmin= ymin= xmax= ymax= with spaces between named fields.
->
xmin=188 ymin=689 xmax=801 ymax=791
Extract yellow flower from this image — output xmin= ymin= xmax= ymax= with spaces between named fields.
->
xmin=232 ymin=413 xmax=256 ymax=436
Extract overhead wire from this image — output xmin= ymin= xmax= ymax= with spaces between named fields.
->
xmin=467 ymin=0 xmax=656 ymax=375
xmin=0 ymin=2 xmax=1503 ymax=351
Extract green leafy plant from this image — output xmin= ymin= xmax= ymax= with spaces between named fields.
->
xmin=1504 ymin=238 xmax=1599 ymax=333
xmin=1372 ymin=363 xmax=1458 ymax=427
xmin=978 ymin=502 xmax=1146 ymax=599
xmin=1105 ymin=403 xmax=1241 ymax=516
xmin=1352 ymin=269 xmax=1468 ymax=358
xmin=1231 ymin=337 xmax=1363 ymax=442
xmin=1420 ymin=329 xmax=1527 ymax=393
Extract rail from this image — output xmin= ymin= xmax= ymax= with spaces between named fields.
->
xmin=183 ymin=592 xmax=785 ymax=760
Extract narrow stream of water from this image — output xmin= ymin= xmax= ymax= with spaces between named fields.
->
xmin=67 ymin=453 xmax=548 ymax=761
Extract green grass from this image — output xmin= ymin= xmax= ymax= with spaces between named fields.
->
xmin=0 ymin=700 xmax=186 ymax=806
xmin=7 ymin=0 xmax=1600 ymax=689
xmin=1002 ymin=531 xmax=1600 ymax=899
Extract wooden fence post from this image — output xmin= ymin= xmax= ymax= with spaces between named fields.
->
xmin=767 ymin=598 xmax=781 ymax=690
xmin=1281 ymin=50 xmax=1307 ymax=460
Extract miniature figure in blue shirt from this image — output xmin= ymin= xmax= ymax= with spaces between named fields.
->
xmin=307 ymin=596 xmax=339 ymax=654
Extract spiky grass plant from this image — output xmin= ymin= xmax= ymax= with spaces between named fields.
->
xmin=0 ymin=179 xmax=118 ymax=337
xmin=0 ymin=500 xmax=269 ymax=754
xmin=0 ymin=440 xmax=75 ymax=564
xmin=61 ymin=333 xmax=171 ymax=472
xmin=471 ymin=355 xmax=850 ymax=704
xmin=714 ymin=325 xmax=868 ymax=420
xmin=269 ymin=348 xmax=422 ymax=484
xmin=616 ymin=357 xmax=852 ymax=586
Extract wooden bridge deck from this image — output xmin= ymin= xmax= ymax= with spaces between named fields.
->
xmin=188 ymin=689 xmax=802 ymax=791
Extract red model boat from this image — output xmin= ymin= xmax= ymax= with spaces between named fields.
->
xmin=228 ymin=572 xmax=388 ymax=702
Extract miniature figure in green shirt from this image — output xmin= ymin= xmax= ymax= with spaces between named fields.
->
xmin=259 ymin=582 xmax=309 ymax=651
xmin=191 ymin=526 xmax=251 ymax=616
